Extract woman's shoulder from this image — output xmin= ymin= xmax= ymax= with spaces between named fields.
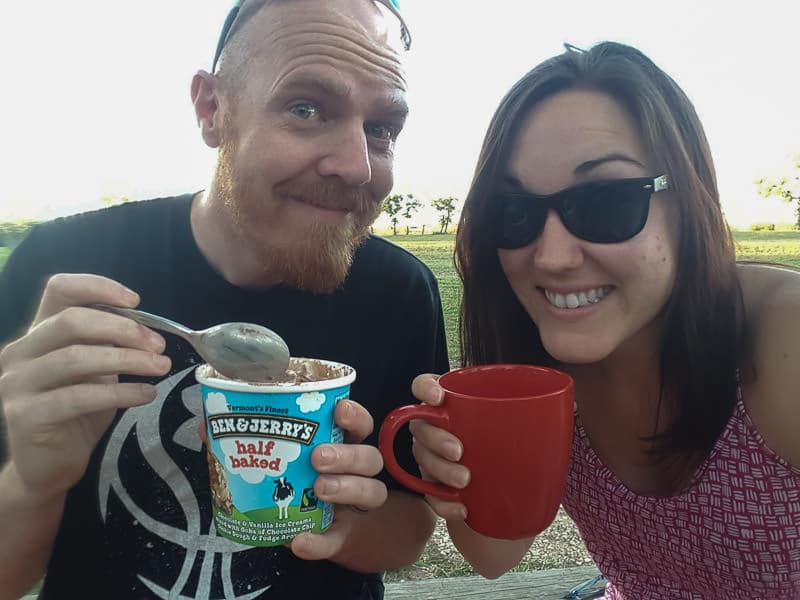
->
xmin=736 ymin=262 xmax=800 ymax=467
xmin=737 ymin=262 xmax=800 ymax=308
xmin=737 ymin=263 xmax=800 ymax=339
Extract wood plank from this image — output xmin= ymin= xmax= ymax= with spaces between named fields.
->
xmin=385 ymin=566 xmax=603 ymax=600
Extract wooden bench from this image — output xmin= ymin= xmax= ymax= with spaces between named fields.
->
xmin=385 ymin=566 xmax=604 ymax=599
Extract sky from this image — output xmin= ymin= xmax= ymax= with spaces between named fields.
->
xmin=1 ymin=0 xmax=798 ymax=228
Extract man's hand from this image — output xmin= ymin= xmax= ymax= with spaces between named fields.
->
xmin=288 ymin=399 xmax=387 ymax=560
xmin=0 ymin=273 xmax=171 ymax=500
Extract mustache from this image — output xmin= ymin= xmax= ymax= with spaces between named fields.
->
xmin=273 ymin=181 xmax=378 ymax=214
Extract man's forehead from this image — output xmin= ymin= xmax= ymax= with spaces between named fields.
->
xmin=246 ymin=2 xmax=407 ymax=90
xmin=251 ymin=0 xmax=402 ymax=52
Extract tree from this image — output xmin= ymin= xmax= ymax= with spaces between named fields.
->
xmin=401 ymin=193 xmax=423 ymax=235
xmin=382 ymin=193 xmax=404 ymax=235
xmin=432 ymin=196 xmax=459 ymax=234
xmin=755 ymin=153 xmax=800 ymax=228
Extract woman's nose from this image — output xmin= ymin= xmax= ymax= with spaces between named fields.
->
xmin=531 ymin=210 xmax=584 ymax=271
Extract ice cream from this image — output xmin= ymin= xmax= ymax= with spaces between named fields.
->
xmin=206 ymin=357 xmax=351 ymax=385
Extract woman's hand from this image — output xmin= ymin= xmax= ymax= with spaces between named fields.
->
xmin=408 ymin=373 xmax=471 ymax=521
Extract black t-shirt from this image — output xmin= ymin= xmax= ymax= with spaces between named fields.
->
xmin=0 ymin=194 xmax=449 ymax=600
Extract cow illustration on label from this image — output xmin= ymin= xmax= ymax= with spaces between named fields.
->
xmin=273 ymin=477 xmax=295 ymax=519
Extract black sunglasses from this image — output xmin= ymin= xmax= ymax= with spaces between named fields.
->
xmin=494 ymin=175 xmax=670 ymax=248
xmin=211 ymin=0 xmax=412 ymax=73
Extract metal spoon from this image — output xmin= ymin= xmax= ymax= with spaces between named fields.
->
xmin=92 ymin=304 xmax=290 ymax=382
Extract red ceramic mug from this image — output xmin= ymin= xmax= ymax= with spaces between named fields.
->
xmin=379 ymin=364 xmax=574 ymax=540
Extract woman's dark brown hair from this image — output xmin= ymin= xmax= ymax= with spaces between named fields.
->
xmin=456 ymin=41 xmax=747 ymax=464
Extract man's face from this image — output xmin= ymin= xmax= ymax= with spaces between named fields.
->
xmin=212 ymin=0 xmax=408 ymax=292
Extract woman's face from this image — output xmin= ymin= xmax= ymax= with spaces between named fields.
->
xmin=497 ymin=89 xmax=678 ymax=365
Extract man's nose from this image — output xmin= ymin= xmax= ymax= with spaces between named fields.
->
xmin=532 ymin=210 xmax=584 ymax=271
xmin=317 ymin=122 xmax=372 ymax=186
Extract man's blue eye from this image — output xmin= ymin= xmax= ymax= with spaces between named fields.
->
xmin=367 ymin=123 xmax=397 ymax=141
xmin=289 ymin=103 xmax=318 ymax=119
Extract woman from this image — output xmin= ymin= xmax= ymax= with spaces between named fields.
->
xmin=410 ymin=42 xmax=800 ymax=598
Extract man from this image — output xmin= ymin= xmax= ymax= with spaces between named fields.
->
xmin=0 ymin=1 xmax=448 ymax=598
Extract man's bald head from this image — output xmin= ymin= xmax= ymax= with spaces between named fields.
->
xmin=214 ymin=0 xmax=403 ymax=90
xmin=213 ymin=0 xmax=273 ymax=86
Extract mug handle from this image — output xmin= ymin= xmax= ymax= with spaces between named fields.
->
xmin=378 ymin=405 xmax=461 ymax=502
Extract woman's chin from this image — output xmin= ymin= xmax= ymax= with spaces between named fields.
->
xmin=540 ymin=334 xmax=611 ymax=365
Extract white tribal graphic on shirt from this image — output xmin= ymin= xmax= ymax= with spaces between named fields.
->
xmin=98 ymin=366 xmax=271 ymax=599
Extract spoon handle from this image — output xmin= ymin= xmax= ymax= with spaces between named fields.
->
xmin=91 ymin=304 xmax=194 ymax=340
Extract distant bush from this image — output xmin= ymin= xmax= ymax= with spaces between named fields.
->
xmin=749 ymin=223 xmax=776 ymax=231
xmin=0 ymin=220 xmax=38 ymax=247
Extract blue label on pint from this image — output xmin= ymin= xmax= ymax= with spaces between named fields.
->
xmin=201 ymin=383 xmax=350 ymax=546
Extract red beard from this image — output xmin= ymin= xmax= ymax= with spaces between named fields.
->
xmin=215 ymin=145 xmax=383 ymax=293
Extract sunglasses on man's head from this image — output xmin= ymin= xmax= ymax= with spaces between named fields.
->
xmin=494 ymin=175 xmax=670 ymax=249
xmin=211 ymin=0 xmax=412 ymax=73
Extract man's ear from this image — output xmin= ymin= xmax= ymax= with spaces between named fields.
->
xmin=191 ymin=70 xmax=223 ymax=148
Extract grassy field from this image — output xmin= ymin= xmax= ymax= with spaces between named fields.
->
xmin=733 ymin=231 xmax=800 ymax=268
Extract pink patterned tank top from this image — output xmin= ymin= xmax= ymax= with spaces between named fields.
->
xmin=562 ymin=394 xmax=800 ymax=599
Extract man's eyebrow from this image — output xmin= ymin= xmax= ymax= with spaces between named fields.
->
xmin=273 ymin=73 xmax=409 ymax=118
xmin=574 ymin=153 xmax=645 ymax=174
xmin=381 ymin=93 xmax=409 ymax=120
xmin=274 ymin=73 xmax=350 ymax=98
